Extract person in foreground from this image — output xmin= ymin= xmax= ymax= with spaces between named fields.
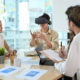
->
xmin=59 ymin=30 xmax=76 ymax=80
xmin=0 ymin=20 xmax=17 ymax=56
xmin=54 ymin=5 xmax=80 ymax=80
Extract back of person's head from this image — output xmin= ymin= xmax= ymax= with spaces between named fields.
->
xmin=39 ymin=13 xmax=52 ymax=25
xmin=65 ymin=5 xmax=80 ymax=28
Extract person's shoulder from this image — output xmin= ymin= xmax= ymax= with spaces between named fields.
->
xmin=73 ymin=33 xmax=80 ymax=43
xmin=50 ymin=29 xmax=58 ymax=35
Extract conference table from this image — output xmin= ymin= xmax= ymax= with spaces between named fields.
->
xmin=0 ymin=51 xmax=63 ymax=80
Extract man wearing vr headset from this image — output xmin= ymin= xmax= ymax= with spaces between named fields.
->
xmin=30 ymin=13 xmax=59 ymax=50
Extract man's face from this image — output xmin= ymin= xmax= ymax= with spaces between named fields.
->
xmin=40 ymin=23 xmax=48 ymax=29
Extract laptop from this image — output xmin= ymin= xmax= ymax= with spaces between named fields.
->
xmin=35 ymin=46 xmax=54 ymax=66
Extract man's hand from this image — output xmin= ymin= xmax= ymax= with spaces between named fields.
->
xmin=59 ymin=49 xmax=68 ymax=59
xmin=30 ymin=30 xmax=37 ymax=39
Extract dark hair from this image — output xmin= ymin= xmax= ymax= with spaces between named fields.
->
xmin=39 ymin=13 xmax=52 ymax=25
xmin=65 ymin=5 xmax=80 ymax=28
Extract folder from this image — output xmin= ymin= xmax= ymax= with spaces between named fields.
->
xmin=40 ymin=49 xmax=64 ymax=63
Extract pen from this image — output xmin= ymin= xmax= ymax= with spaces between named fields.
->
xmin=61 ymin=42 xmax=63 ymax=53
xmin=61 ymin=42 xmax=62 ymax=50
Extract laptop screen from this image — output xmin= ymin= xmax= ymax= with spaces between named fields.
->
xmin=35 ymin=46 xmax=46 ymax=63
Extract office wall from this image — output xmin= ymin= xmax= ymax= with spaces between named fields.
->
xmin=52 ymin=0 xmax=80 ymax=32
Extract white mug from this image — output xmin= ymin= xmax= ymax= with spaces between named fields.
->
xmin=14 ymin=58 xmax=21 ymax=67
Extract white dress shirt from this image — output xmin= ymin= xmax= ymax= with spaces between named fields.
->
xmin=54 ymin=32 xmax=80 ymax=80
xmin=0 ymin=34 xmax=4 ymax=48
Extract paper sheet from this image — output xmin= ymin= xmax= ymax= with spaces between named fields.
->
xmin=42 ymin=49 xmax=63 ymax=61
xmin=17 ymin=57 xmax=33 ymax=62
xmin=24 ymin=50 xmax=37 ymax=56
xmin=15 ymin=69 xmax=48 ymax=80
xmin=0 ymin=66 xmax=24 ymax=76
xmin=22 ymin=60 xmax=39 ymax=65
xmin=17 ymin=49 xmax=34 ymax=53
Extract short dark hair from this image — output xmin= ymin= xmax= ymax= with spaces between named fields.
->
xmin=39 ymin=13 xmax=52 ymax=25
xmin=65 ymin=5 xmax=80 ymax=28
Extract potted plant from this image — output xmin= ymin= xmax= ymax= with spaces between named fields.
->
xmin=0 ymin=47 xmax=5 ymax=64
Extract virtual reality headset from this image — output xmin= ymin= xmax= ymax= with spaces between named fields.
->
xmin=35 ymin=17 xmax=52 ymax=25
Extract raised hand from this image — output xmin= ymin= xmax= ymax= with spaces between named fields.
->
xmin=30 ymin=30 xmax=37 ymax=39
xmin=38 ymin=30 xmax=46 ymax=40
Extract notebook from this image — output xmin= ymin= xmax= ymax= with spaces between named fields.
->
xmin=40 ymin=49 xmax=64 ymax=63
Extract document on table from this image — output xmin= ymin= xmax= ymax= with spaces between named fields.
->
xmin=0 ymin=66 xmax=24 ymax=76
xmin=17 ymin=57 xmax=33 ymax=62
xmin=24 ymin=50 xmax=37 ymax=56
xmin=40 ymin=49 xmax=63 ymax=61
xmin=15 ymin=69 xmax=48 ymax=80
xmin=22 ymin=60 xmax=39 ymax=65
